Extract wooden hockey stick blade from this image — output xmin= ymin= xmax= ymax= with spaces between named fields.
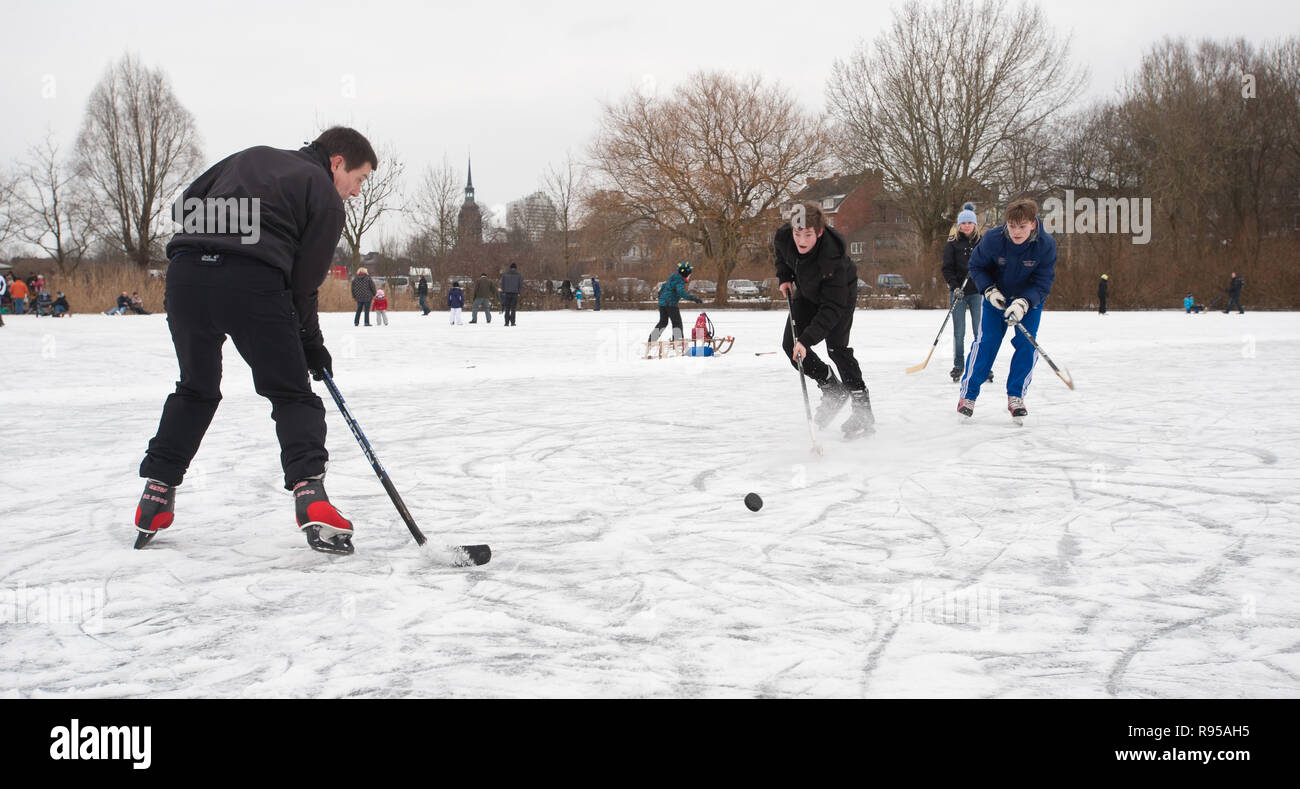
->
xmin=906 ymin=346 xmax=936 ymax=375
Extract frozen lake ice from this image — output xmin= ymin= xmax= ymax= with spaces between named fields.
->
xmin=1 ymin=306 xmax=1296 ymax=698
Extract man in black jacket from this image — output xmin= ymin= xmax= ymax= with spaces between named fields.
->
xmin=416 ymin=276 xmax=431 ymax=315
xmin=1098 ymin=274 xmax=1109 ymax=315
xmin=135 ymin=126 xmax=377 ymax=555
xmin=1224 ymin=272 xmax=1244 ymax=314
xmin=775 ymin=202 xmax=874 ymax=438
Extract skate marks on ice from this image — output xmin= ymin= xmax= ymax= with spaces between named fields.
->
xmin=3 ymin=310 xmax=1300 ymax=696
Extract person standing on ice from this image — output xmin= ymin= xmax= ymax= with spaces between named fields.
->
xmin=499 ymin=263 xmax=522 ymax=326
xmin=648 ymin=261 xmax=703 ymax=343
xmin=416 ymin=275 xmax=431 ymax=315
xmin=372 ymin=288 xmax=389 ymax=326
xmin=774 ymin=202 xmax=874 ymax=438
xmin=469 ymin=272 xmax=495 ymax=323
xmin=135 ymin=126 xmax=378 ymax=555
xmin=942 ymin=202 xmax=985 ymax=383
xmin=351 ymin=267 xmax=376 ymax=326
xmin=1097 ymin=274 xmax=1108 ymax=315
xmin=1224 ymin=272 xmax=1245 ymax=314
xmin=957 ymin=198 xmax=1057 ymax=424
xmin=447 ymin=280 xmax=465 ymax=324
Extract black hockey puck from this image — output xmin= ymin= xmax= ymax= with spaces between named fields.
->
xmin=744 ymin=493 xmax=763 ymax=512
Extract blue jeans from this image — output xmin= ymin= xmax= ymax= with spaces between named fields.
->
xmin=13 ymin=297 xmax=26 ymax=314
xmin=951 ymin=293 xmax=983 ymax=368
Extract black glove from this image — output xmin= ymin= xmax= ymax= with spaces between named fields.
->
xmin=303 ymin=344 xmax=333 ymax=381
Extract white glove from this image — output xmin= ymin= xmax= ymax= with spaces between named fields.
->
xmin=1004 ymin=298 xmax=1029 ymax=323
xmin=984 ymin=287 xmax=1006 ymax=311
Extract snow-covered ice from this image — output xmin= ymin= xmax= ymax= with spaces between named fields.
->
xmin=1 ymin=307 xmax=1296 ymax=698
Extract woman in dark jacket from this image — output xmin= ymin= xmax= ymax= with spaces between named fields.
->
xmin=942 ymin=202 xmax=984 ymax=382
xmin=351 ymin=267 xmax=377 ymax=326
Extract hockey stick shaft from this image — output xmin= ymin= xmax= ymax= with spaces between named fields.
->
xmin=320 ymin=371 xmax=427 ymax=545
xmin=786 ymin=293 xmax=821 ymax=451
xmin=906 ymin=278 xmax=968 ymax=374
xmin=1012 ymin=320 xmax=1075 ymax=390
xmin=320 ymin=373 xmax=492 ymax=566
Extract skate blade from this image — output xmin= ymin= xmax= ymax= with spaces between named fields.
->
xmin=958 ymin=414 xmax=973 ymax=424
xmin=303 ymin=525 xmax=355 ymax=555
xmin=1012 ymin=416 xmax=1025 ymax=427
xmin=133 ymin=530 xmax=157 ymax=549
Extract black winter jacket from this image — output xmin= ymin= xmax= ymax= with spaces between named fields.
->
xmin=773 ymin=224 xmax=858 ymax=347
xmin=166 ymin=143 xmax=345 ymax=348
xmin=942 ymin=231 xmax=980 ymax=296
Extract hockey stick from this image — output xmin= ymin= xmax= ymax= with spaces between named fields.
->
xmin=320 ymin=371 xmax=491 ymax=566
xmin=906 ymin=278 xmax=967 ymax=374
xmin=786 ymin=293 xmax=823 ymax=455
xmin=1009 ymin=319 xmax=1075 ymax=391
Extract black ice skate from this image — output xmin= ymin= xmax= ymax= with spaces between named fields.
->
xmin=1008 ymin=396 xmax=1028 ymax=426
xmin=950 ymin=366 xmax=963 ymax=382
xmin=813 ymin=371 xmax=850 ymax=428
xmin=841 ymin=389 xmax=876 ymax=439
xmin=294 ymin=477 xmax=355 ymax=555
xmin=134 ymin=479 xmax=176 ymax=549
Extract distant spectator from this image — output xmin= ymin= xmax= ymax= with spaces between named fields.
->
xmin=351 ymin=267 xmax=376 ymax=326
xmin=129 ymin=292 xmax=150 ymax=315
xmin=416 ymin=276 xmax=431 ymax=315
xmin=1097 ymin=274 xmax=1108 ymax=315
xmin=560 ymin=279 xmax=572 ymax=304
xmin=1224 ymin=272 xmax=1245 ymax=314
xmin=9 ymin=277 xmax=28 ymax=314
xmin=447 ymin=281 xmax=465 ymax=325
xmin=52 ymin=292 xmax=71 ymax=317
xmin=469 ymin=272 xmax=496 ymax=323
xmin=33 ymin=290 xmax=54 ymax=316
xmin=373 ymin=288 xmax=389 ymax=326
xmin=592 ymin=277 xmax=602 ymax=311
xmin=105 ymin=291 xmax=131 ymax=316
xmin=574 ymin=286 xmax=584 ymax=310
xmin=499 ymin=263 xmax=523 ymax=326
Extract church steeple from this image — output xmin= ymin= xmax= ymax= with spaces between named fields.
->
xmin=464 ymin=156 xmax=475 ymax=204
xmin=457 ymin=154 xmax=483 ymax=247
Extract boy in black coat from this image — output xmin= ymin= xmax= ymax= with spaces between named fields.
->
xmin=774 ymin=202 xmax=874 ymax=438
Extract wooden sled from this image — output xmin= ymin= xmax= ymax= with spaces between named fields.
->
xmin=644 ymin=336 xmax=735 ymax=359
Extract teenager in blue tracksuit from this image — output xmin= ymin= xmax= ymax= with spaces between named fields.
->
xmin=648 ymin=262 xmax=702 ymax=341
xmin=958 ymin=198 xmax=1057 ymax=422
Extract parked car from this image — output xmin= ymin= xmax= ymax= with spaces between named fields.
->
xmin=876 ymin=273 xmax=911 ymax=292
xmin=693 ymin=279 xmax=717 ymax=297
xmin=727 ymin=279 xmax=760 ymax=299
xmin=387 ymin=275 xmax=410 ymax=294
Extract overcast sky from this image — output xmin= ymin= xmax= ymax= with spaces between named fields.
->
xmin=2 ymin=0 xmax=1295 ymax=251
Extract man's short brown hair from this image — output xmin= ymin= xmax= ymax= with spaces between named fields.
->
xmin=790 ymin=201 xmax=826 ymax=232
xmin=1005 ymin=198 xmax=1038 ymax=224
xmin=313 ymin=126 xmax=379 ymax=172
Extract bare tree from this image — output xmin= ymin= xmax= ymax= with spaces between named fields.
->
xmin=827 ymin=0 xmax=1085 ymax=259
xmin=75 ymin=54 xmax=203 ymax=267
xmin=18 ymin=133 xmax=95 ymax=271
xmin=544 ymin=152 xmax=586 ymax=274
xmin=341 ymin=144 xmax=404 ymax=268
xmin=408 ymin=156 xmax=460 ymax=259
xmin=0 ymin=169 xmax=18 ymax=248
xmin=591 ymin=71 xmax=828 ymax=303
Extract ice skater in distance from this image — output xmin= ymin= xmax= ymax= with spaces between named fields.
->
xmin=135 ymin=126 xmax=378 ymax=554
xmin=956 ymin=198 xmax=1057 ymax=425
xmin=774 ymin=201 xmax=874 ymax=439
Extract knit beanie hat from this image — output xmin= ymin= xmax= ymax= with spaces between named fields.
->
xmin=957 ymin=202 xmax=977 ymax=225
